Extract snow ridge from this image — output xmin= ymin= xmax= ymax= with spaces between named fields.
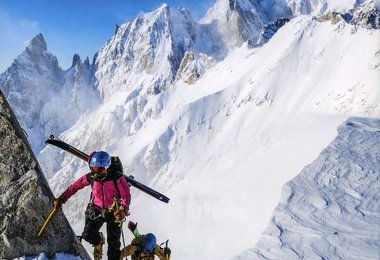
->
xmin=246 ymin=118 xmax=380 ymax=259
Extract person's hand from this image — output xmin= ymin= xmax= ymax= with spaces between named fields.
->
xmin=114 ymin=206 xmax=128 ymax=223
xmin=128 ymin=221 xmax=138 ymax=232
xmin=52 ymin=198 xmax=63 ymax=209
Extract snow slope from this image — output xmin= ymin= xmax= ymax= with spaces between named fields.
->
xmin=41 ymin=11 xmax=380 ymax=259
xmin=242 ymin=117 xmax=380 ymax=259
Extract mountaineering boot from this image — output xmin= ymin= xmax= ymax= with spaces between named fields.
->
xmin=93 ymin=232 xmax=105 ymax=260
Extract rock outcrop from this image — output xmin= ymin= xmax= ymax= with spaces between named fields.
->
xmin=255 ymin=18 xmax=291 ymax=45
xmin=0 ymin=89 xmax=90 ymax=259
xmin=176 ymin=52 xmax=215 ymax=84
xmin=315 ymin=1 xmax=380 ymax=29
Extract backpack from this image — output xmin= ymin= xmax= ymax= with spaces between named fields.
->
xmin=108 ymin=156 xmax=124 ymax=174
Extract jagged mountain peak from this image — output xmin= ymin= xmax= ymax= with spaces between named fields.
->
xmin=70 ymin=53 xmax=92 ymax=70
xmin=71 ymin=53 xmax=81 ymax=67
xmin=20 ymin=33 xmax=59 ymax=69
xmin=26 ymin=33 xmax=47 ymax=54
xmin=0 ymin=31 xmax=99 ymax=153
xmin=138 ymin=2 xmax=170 ymax=22
xmin=0 ymin=34 xmax=63 ymax=151
xmin=94 ymin=3 xmax=185 ymax=98
xmin=157 ymin=2 xmax=169 ymax=10
xmin=84 ymin=56 xmax=90 ymax=66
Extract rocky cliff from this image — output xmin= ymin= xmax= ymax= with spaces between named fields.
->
xmin=0 ymin=89 xmax=90 ymax=259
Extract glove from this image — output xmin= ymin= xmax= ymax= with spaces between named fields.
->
xmin=128 ymin=221 xmax=138 ymax=233
xmin=52 ymin=197 xmax=64 ymax=209
xmin=114 ymin=206 xmax=128 ymax=223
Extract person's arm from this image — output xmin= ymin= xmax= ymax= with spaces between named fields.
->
xmin=119 ymin=245 xmax=135 ymax=259
xmin=59 ymin=174 xmax=91 ymax=203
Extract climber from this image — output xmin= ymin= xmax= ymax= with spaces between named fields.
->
xmin=52 ymin=151 xmax=131 ymax=260
xmin=120 ymin=221 xmax=171 ymax=260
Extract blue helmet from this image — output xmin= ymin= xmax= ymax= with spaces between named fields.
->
xmin=142 ymin=233 xmax=156 ymax=252
xmin=89 ymin=151 xmax=111 ymax=168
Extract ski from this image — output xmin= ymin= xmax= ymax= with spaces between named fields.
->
xmin=45 ymin=135 xmax=170 ymax=203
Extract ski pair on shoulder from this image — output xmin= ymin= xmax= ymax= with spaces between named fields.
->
xmin=45 ymin=134 xmax=170 ymax=203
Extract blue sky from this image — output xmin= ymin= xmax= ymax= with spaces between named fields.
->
xmin=0 ymin=0 xmax=214 ymax=72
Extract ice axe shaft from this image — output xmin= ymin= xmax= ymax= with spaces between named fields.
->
xmin=37 ymin=207 xmax=57 ymax=237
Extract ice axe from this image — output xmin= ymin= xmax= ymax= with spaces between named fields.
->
xmin=37 ymin=206 xmax=58 ymax=237
xmin=160 ymin=239 xmax=171 ymax=260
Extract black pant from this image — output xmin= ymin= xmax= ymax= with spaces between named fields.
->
xmin=82 ymin=211 xmax=121 ymax=260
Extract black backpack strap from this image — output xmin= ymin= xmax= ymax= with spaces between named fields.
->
xmin=111 ymin=171 xmax=126 ymax=199
xmin=113 ymin=177 xmax=121 ymax=198
xmin=107 ymin=156 xmax=124 ymax=199
xmin=86 ymin=172 xmax=94 ymax=203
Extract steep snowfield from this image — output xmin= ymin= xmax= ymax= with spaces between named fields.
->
xmin=242 ymin=117 xmax=380 ymax=259
xmin=41 ymin=13 xmax=380 ymax=259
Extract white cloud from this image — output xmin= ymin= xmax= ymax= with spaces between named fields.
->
xmin=374 ymin=0 xmax=380 ymax=9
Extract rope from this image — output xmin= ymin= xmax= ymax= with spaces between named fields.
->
xmin=121 ymin=223 xmax=126 ymax=250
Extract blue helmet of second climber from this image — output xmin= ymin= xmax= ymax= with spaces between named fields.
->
xmin=142 ymin=233 xmax=157 ymax=252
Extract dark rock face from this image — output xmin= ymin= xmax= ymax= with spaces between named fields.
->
xmin=345 ymin=2 xmax=380 ymax=29
xmin=0 ymin=89 xmax=90 ymax=259
xmin=255 ymin=18 xmax=291 ymax=45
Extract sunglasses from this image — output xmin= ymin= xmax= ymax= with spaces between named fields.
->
xmin=91 ymin=167 xmax=107 ymax=174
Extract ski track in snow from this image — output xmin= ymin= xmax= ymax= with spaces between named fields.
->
xmin=244 ymin=118 xmax=380 ymax=260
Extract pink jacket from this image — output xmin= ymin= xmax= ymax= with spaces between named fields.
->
xmin=60 ymin=172 xmax=131 ymax=210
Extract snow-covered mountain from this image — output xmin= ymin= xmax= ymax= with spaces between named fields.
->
xmin=0 ymin=34 xmax=99 ymax=153
xmin=0 ymin=34 xmax=63 ymax=152
xmin=201 ymin=0 xmax=291 ymax=48
xmin=1 ymin=0 xmax=379 ymax=259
